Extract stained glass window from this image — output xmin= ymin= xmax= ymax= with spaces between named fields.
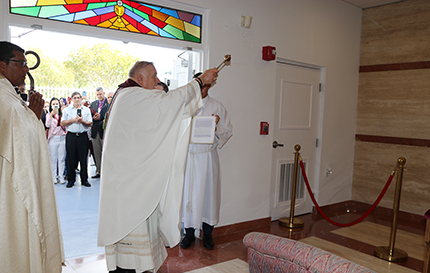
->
xmin=9 ymin=0 xmax=202 ymax=43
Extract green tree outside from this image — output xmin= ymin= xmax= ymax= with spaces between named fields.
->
xmin=25 ymin=43 xmax=139 ymax=100
xmin=66 ymin=43 xmax=139 ymax=91
xmin=26 ymin=47 xmax=75 ymax=88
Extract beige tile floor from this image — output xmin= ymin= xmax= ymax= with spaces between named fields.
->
xmin=62 ymin=254 xmax=108 ymax=273
xmin=185 ymin=259 xmax=249 ymax=273
xmin=300 ymin=236 xmax=418 ymax=273
xmin=61 ymin=256 xmax=249 ymax=273
xmin=331 ymin=221 xmax=426 ymax=260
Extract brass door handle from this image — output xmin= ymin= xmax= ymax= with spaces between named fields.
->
xmin=272 ymin=141 xmax=284 ymax=148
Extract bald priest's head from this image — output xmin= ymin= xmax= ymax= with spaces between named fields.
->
xmin=128 ymin=61 xmax=160 ymax=90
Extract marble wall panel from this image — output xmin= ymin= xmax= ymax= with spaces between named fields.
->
xmin=360 ymin=0 xmax=430 ymax=66
xmin=356 ymin=69 xmax=430 ymax=139
xmin=352 ymin=141 xmax=430 ymax=215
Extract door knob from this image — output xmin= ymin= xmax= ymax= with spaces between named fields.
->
xmin=272 ymin=141 xmax=284 ymax=148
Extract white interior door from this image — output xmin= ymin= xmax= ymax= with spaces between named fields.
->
xmin=270 ymin=63 xmax=321 ymax=220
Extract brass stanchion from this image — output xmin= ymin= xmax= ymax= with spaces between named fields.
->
xmin=279 ymin=145 xmax=304 ymax=229
xmin=374 ymin=157 xmax=408 ymax=262
xmin=424 ymin=211 xmax=430 ymax=273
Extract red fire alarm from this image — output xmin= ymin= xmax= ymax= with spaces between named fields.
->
xmin=260 ymin=121 xmax=269 ymax=135
xmin=262 ymin=46 xmax=276 ymax=61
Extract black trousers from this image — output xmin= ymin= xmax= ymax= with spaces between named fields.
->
xmin=186 ymin=222 xmax=214 ymax=236
xmin=66 ymin=132 xmax=89 ymax=183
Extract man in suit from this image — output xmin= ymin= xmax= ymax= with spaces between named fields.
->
xmin=90 ymin=87 xmax=108 ymax=178
xmin=99 ymin=92 xmax=113 ymax=132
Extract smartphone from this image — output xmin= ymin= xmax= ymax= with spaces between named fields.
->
xmin=77 ymin=109 xmax=82 ymax=117
xmin=53 ymin=105 xmax=59 ymax=110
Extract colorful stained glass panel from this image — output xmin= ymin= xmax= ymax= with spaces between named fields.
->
xmin=10 ymin=0 xmax=202 ymax=43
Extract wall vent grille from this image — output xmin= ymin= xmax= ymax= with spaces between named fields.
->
xmin=278 ymin=162 xmax=306 ymax=203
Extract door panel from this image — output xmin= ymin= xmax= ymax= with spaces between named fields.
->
xmin=280 ymin=81 xmax=313 ymax=129
xmin=270 ymin=63 xmax=321 ymax=220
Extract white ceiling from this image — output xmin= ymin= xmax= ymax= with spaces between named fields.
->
xmin=341 ymin=0 xmax=408 ymax=9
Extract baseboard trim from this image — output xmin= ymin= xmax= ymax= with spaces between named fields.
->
xmin=212 ymin=217 xmax=272 ymax=238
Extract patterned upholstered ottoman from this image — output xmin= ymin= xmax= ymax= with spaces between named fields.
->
xmin=243 ymin=232 xmax=375 ymax=273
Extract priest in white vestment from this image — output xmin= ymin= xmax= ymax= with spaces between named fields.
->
xmin=0 ymin=42 xmax=64 ymax=272
xmin=97 ymin=61 xmax=218 ymax=273
xmin=180 ymin=73 xmax=233 ymax=250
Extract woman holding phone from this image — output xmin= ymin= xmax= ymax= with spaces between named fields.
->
xmin=46 ymin=97 xmax=67 ymax=184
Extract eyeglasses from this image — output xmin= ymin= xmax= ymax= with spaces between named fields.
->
xmin=8 ymin=59 xmax=28 ymax=68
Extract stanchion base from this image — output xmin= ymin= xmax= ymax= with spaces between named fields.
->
xmin=374 ymin=246 xmax=408 ymax=262
xmin=279 ymin=217 xmax=304 ymax=229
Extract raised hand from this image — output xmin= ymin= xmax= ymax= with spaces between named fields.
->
xmin=199 ymin=68 xmax=219 ymax=86
xmin=28 ymin=91 xmax=44 ymax=120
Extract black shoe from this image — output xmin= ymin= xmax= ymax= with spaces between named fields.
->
xmin=91 ymin=174 xmax=100 ymax=179
xmin=109 ymin=267 xmax=136 ymax=273
xmin=180 ymin=234 xmax=195 ymax=249
xmin=66 ymin=182 xmax=74 ymax=188
xmin=203 ymin=234 xmax=214 ymax=250
xmin=81 ymin=181 xmax=91 ymax=187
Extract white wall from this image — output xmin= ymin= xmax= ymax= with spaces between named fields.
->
xmin=176 ymin=0 xmax=362 ymax=226
xmin=1 ymin=0 xmax=362 ymax=227
xmin=0 ymin=1 xmax=9 ymax=40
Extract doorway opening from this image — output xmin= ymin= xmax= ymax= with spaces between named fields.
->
xmin=11 ymin=25 xmax=203 ymax=259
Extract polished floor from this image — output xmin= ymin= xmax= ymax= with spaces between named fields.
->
xmin=55 ymin=164 xmax=104 ymax=259
xmin=57 ymin=168 xmax=427 ymax=272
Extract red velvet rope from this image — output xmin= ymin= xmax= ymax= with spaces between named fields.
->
xmin=299 ymin=160 xmax=394 ymax=227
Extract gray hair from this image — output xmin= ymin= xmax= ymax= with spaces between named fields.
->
xmin=96 ymin=87 xmax=103 ymax=92
xmin=71 ymin=91 xmax=81 ymax=98
xmin=129 ymin=61 xmax=153 ymax=78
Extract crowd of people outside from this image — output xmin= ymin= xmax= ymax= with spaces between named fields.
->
xmin=15 ymin=69 xmax=172 ymax=191
xmin=17 ymin=79 xmax=169 ymax=190
xmin=17 ymin=82 xmax=115 ymax=188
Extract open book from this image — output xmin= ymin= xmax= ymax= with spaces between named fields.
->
xmin=190 ymin=116 xmax=216 ymax=144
